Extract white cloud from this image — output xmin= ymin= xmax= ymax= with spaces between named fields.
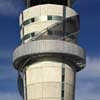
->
xmin=78 ymin=57 xmax=100 ymax=78
xmin=76 ymin=56 xmax=100 ymax=100
xmin=0 ymin=0 xmax=23 ymax=16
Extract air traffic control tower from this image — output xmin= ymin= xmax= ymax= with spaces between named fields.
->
xmin=13 ymin=0 xmax=86 ymax=100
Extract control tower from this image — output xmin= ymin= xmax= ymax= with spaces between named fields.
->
xmin=13 ymin=0 xmax=86 ymax=100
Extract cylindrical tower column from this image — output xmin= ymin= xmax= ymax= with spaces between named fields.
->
xmin=13 ymin=1 xmax=86 ymax=100
xmin=23 ymin=61 xmax=75 ymax=100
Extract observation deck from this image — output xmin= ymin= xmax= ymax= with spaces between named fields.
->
xmin=13 ymin=4 xmax=85 ymax=72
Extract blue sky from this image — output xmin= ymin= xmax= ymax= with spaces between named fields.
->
xmin=0 ymin=0 xmax=100 ymax=100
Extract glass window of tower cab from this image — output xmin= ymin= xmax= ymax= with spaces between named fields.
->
xmin=24 ymin=0 xmax=76 ymax=7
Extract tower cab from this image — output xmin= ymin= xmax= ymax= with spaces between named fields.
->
xmin=24 ymin=0 xmax=76 ymax=7
xmin=20 ymin=0 xmax=79 ymax=43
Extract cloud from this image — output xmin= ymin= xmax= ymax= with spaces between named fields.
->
xmin=0 ymin=92 xmax=22 ymax=100
xmin=76 ymin=56 xmax=100 ymax=100
xmin=0 ymin=0 xmax=23 ymax=16
xmin=78 ymin=57 xmax=100 ymax=78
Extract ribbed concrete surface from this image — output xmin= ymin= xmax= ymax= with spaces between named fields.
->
xmin=13 ymin=40 xmax=85 ymax=61
xmin=13 ymin=40 xmax=85 ymax=71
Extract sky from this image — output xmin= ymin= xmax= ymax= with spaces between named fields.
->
xmin=0 ymin=0 xmax=100 ymax=100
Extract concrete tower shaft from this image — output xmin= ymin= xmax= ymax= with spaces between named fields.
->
xmin=25 ymin=61 xmax=76 ymax=100
xmin=13 ymin=1 xmax=86 ymax=100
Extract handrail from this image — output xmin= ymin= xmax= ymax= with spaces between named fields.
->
xmin=31 ymin=22 xmax=61 ymax=41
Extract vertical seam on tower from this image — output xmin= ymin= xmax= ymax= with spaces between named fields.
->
xmin=63 ymin=6 xmax=66 ymax=39
xmin=25 ymin=69 xmax=28 ymax=100
xmin=61 ymin=64 xmax=65 ymax=100
xmin=22 ymin=12 xmax=24 ymax=44
xmin=62 ymin=5 xmax=66 ymax=100
xmin=73 ymin=71 xmax=76 ymax=100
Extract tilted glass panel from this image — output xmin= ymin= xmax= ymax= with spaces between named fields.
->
xmin=24 ymin=0 xmax=77 ymax=7
xmin=30 ymin=0 xmax=68 ymax=6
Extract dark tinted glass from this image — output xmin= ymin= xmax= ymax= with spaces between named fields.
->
xmin=31 ymin=32 xmax=35 ymax=37
xmin=23 ymin=34 xmax=30 ymax=41
xmin=30 ymin=0 xmax=68 ymax=6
